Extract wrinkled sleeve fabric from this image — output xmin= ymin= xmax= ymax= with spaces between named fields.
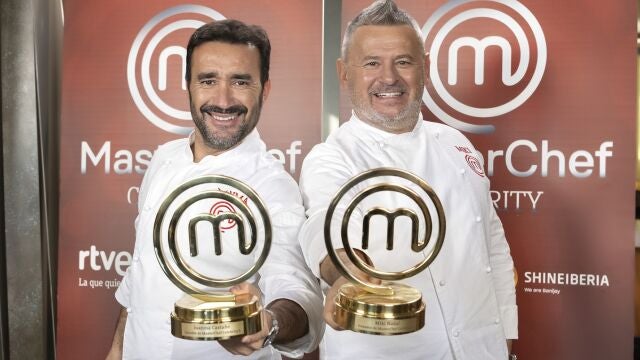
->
xmin=114 ymin=145 xmax=162 ymax=309
xmin=487 ymin=202 xmax=518 ymax=339
xmin=449 ymin=131 xmax=518 ymax=340
xmin=257 ymin=176 xmax=324 ymax=358
xmin=114 ymin=236 xmax=133 ymax=308
xmin=467 ymin=140 xmax=517 ymax=340
xmin=297 ymin=145 xmax=355 ymax=280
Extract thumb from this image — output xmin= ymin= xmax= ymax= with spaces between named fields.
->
xmin=229 ymin=282 xmax=262 ymax=298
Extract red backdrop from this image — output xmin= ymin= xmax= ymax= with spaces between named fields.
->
xmin=57 ymin=1 xmax=321 ymax=358
xmin=58 ymin=1 xmax=636 ymax=359
xmin=342 ymin=1 xmax=636 ymax=358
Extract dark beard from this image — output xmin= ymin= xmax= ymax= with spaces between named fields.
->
xmin=190 ymin=101 xmax=258 ymax=151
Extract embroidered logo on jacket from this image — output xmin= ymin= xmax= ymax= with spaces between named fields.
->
xmin=455 ymin=146 xmax=485 ymax=177
xmin=208 ymin=188 xmax=249 ymax=232
xmin=209 ymin=201 xmax=237 ymax=232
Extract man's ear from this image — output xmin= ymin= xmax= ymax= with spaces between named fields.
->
xmin=337 ymin=58 xmax=348 ymax=89
xmin=424 ymin=52 xmax=430 ymax=83
xmin=262 ymin=79 xmax=272 ymax=102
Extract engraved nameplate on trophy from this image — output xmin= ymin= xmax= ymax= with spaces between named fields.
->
xmin=324 ymin=168 xmax=445 ymax=335
xmin=153 ymin=175 xmax=271 ymax=341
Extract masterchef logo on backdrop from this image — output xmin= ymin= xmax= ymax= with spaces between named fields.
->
xmin=127 ymin=5 xmax=226 ymax=135
xmin=422 ymin=0 xmax=547 ymax=134
xmin=422 ymin=1 xmax=614 ymax=214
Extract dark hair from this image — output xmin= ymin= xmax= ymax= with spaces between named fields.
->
xmin=185 ymin=19 xmax=271 ymax=85
xmin=342 ymin=0 xmax=423 ymax=60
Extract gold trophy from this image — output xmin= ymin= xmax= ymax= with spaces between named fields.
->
xmin=153 ymin=175 xmax=271 ymax=340
xmin=325 ymin=168 xmax=445 ymax=335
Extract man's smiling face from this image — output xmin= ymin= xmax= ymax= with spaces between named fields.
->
xmin=188 ymin=41 xmax=270 ymax=159
xmin=339 ymin=25 xmax=425 ymax=133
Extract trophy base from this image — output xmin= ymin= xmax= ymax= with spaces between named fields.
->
xmin=334 ymin=282 xmax=425 ymax=335
xmin=171 ymin=293 xmax=262 ymax=341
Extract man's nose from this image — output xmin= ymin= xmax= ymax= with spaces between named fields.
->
xmin=212 ymin=81 xmax=234 ymax=108
xmin=379 ymin=62 xmax=399 ymax=84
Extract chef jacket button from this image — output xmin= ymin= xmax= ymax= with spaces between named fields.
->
xmin=459 ymin=168 xmax=465 ymax=175
xmin=439 ymin=280 xmax=446 ymax=286
xmin=486 ymin=266 xmax=492 ymax=273
xmin=494 ymin=318 xmax=500 ymax=324
xmin=434 ymin=131 xmax=440 ymax=139
xmin=144 ymin=205 xmax=151 ymax=211
xmin=164 ymin=159 xmax=172 ymax=166
xmin=126 ymin=308 xmax=132 ymax=313
xmin=453 ymin=330 xmax=460 ymax=337
xmin=133 ymin=255 xmax=140 ymax=262
xmin=475 ymin=216 xmax=481 ymax=222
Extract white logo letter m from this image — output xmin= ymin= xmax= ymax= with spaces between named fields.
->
xmin=158 ymin=46 xmax=187 ymax=91
xmin=448 ymin=36 xmax=527 ymax=86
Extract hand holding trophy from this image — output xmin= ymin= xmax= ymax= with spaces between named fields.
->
xmin=153 ymin=175 xmax=271 ymax=341
xmin=324 ymin=168 xmax=445 ymax=335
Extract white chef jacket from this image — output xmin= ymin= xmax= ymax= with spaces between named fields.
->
xmin=116 ymin=130 xmax=324 ymax=360
xmin=298 ymin=113 xmax=518 ymax=360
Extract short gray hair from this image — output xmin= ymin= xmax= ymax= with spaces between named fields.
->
xmin=341 ymin=0 xmax=424 ymax=60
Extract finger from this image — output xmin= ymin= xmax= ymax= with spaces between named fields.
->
xmin=241 ymin=307 xmax=271 ymax=347
xmin=241 ymin=329 xmax=268 ymax=345
xmin=229 ymin=282 xmax=262 ymax=298
xmin=242 ymin=338 xmax=265 ymax=351
xmin=351 ymin=268 xmax=380 ymax=284
xmin=323 ymin=304 xmax=344 ymax=330
xmin=232 ymin=346 xmax=255 ymax=356
xmin=340 ymin=253 xmax=382 ymax=286
xmin=323 ymin=284 xmax=345 ymax=331
xmin=219 ymin=341 xmax=255 ymax=356
xmin=218 ymin=338 xmax=245 ymax=356
xmin=228 ymin=282 xmax=248 ymax=295
xmin=367 ymin=274 xmax=383 ymax=285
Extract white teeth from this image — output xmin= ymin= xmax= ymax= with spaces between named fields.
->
xmin=211 ymin=114 xmax=237 ymax=121
xmin=376 ymin=92 xmax=402 ymax=97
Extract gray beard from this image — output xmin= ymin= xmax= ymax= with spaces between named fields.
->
xmin=351 ymin=90 xmax=422 ymax=132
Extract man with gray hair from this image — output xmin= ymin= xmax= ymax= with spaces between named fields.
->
xmin=298 ymin=1 xmax=518 ymax=359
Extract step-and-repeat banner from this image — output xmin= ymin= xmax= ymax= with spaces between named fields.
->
xmin=342 ymin=0 xmax=635 ymax=358
xmin=57 ymin=1 xmax=321 ymax=358
xmin=58 ymin=1 xmax=635 ymax=359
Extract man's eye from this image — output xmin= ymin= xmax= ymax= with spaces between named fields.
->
xmin=363 ymin=61 xmax=379 ymax=68
xmin=396 ymin=60 xmax=412 ymax=66
xmin=234 ymin=80 xmax=250 ymax=86
xmin=200 ymin=79 xmax=215 ymax=85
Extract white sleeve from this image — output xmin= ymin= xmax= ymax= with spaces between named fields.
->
xmin=450 ymin=128 xmax=518 ymax=339
xmin=115 ymin=146 xmax=162 ymax=308
xmin=257 ymin=179 xmax=324 ymax=357
xmin=298 ymin=146 xmax=355 ymax=278
xmin=486 ymin=192 xmax=518 ymax=339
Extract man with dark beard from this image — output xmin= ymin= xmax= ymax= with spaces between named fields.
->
xmin=298 ymin=1 xmax=518 ymax=359
xmin=106 ymin=20 xmax=323 ymax=360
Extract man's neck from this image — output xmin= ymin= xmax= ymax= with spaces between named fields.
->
xmin=191 ymin=135 xmax=238 ymax=163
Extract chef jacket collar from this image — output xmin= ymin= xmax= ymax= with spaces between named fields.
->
xmin=183 ymin=129 xmax=261 ymax=164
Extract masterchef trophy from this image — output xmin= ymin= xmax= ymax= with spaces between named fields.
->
xmin=153 ymin=175 xmax=271 ymax=340
xmin=325 ymin=168 xmax=445 ymax=335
